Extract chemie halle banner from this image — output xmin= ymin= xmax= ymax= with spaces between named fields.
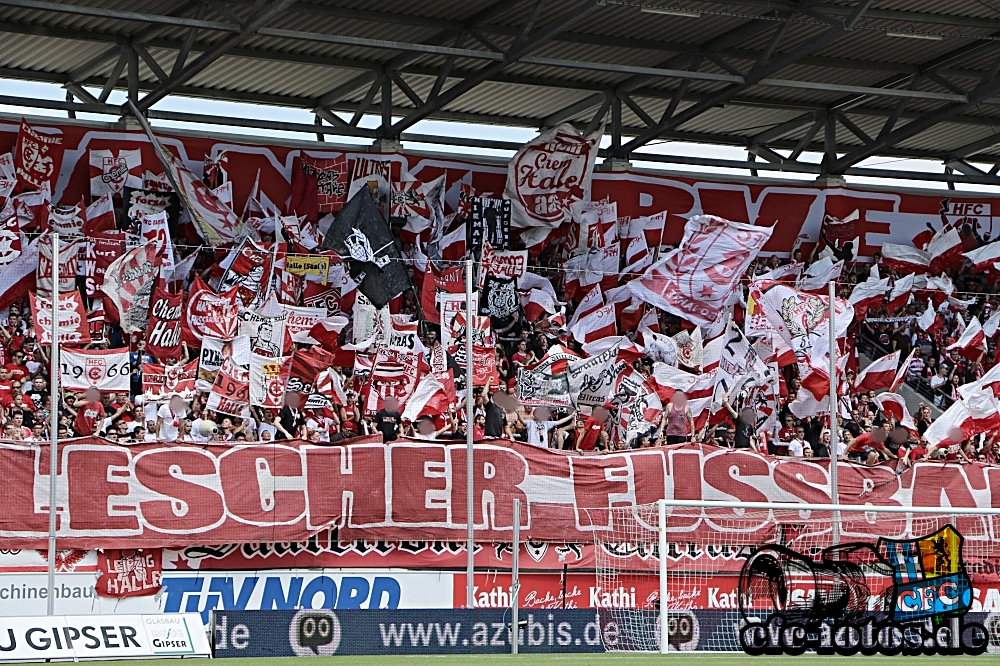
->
xmin=1 ymin=439 xmax=1000 ymax=548
xmin=2 ymin=119 xmax=1000 ymax=259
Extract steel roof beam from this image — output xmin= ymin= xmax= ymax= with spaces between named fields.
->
xmin=0 ymin=0 xmax=238 ymax=30
xmin=310 ymin=0 xmax=520 ymax=120
xmin=386 ymin=0 xmax=602 ymax=136
xmin=830 ymin=61 xmax=1000 ymax=173
xmin=617 ymin=0 xmax=877 ymax=155
xmin=134 ymin=0 xmax=297 ymax=112
xmin=946 ymin=133 xmax=1000 ymax=161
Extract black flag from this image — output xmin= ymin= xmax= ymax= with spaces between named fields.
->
xmin=322 ymin=187 xmax=409 ymax=309
xmin=469 ymin=197 xmax=511 ymax=256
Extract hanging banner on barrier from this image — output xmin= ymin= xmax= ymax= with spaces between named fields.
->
xmin=2 ymin=439 xmax=1000 ymax=548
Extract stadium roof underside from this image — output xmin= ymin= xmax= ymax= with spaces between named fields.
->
xmin=7 ymin=0 xmax=1000 ymax=185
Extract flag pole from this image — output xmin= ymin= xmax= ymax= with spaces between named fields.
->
xmin=46 ymin=232 xmax=60 ymax=615
xmin=465 ymin=258 xmax=475 ymax=609
xmin=828 ymin=280 xmax=840 ymax=546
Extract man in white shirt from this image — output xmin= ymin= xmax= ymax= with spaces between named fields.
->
xmin=786 ymin=426 xmax=807 ymax=457
xmin=522 ymin=407 xmax=575 ymax=449
xmin=156 ymin=396 xmax=189 ymax=442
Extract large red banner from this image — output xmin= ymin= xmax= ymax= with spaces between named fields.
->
xmin=2 ymin=439 xmax=1000 ymax=549
xmin=2 ymin=119 xmax=999 ymax=259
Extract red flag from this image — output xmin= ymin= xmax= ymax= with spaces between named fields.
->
xmin=181 ymin=275 xmax=241 ymax=344
xmin=421 ymin=264 xmax=464 ymax=321
xmin=30 ymin=291 xmax=91 ymax=345
xmin=14 ymin=120 xmax=64 ymax=193
xmin=146 ymin=281 xmax=183 ymax=361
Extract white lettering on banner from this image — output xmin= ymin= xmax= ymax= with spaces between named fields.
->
xmin=0 ymin=614 xmax=209 ymax=660
xmin=3 ymin=439 xmax=1000 ymax=549
xmin=60 ymin=350 xmax=130 ymax=392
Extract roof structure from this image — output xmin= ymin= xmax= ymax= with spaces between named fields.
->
xmin=4 ymin=0 xmax=1000 ymax=184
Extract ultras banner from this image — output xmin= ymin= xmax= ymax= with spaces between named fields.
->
xmin=7 ymin=119 xmax=1000 ymax=261
xmin=3 ymin=440 xmax=1000 ymax=548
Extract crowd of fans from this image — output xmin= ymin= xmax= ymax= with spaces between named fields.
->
xmin=0 ymin=207 xmax=996 ymax=470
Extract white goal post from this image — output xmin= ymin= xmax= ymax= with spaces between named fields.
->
xmin=589 ymin=499 xmax=1000 ymax=654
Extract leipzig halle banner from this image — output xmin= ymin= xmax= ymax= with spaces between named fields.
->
xmin=2 ymin=439 xmax=1000 ymax=549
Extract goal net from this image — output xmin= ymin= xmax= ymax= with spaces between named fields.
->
xmin=588 ymin=500 xmax=999 ymax=654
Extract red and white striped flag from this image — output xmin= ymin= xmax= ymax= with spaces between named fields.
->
xmin=891 ymin=348 xmax=916 ymax=391
xmin=854 ymin=351 xmax=900 ymax=393
xmin=886 ymin=273 xmax=916 ymax=312
xmin=521 ymin=288 xmax=559 ymax=323
xmin=570 ymin=303 xmax=617 ymax=345
xmin=848 ymin=277 xmax=889 ymax=320
xmin=925 ymin=390 xmax=1000 ymax=447
xmin=947 ymin=315 xmax=987 ymax=361
xmin=796 ymin=257 xmax=843 ymax=293
xmin=874 ymin=392 xmax=917 ymax=434
xmin=569 ymin=284 xmax=603 ymax=329
xmin=0 ymin=235 xmax=37 ymax=312
xmin=960 ymin=362 xmax=1000 ymax=400
xmin=401 ymin=372 xmax=452 ymax=422
xmin=916 ymin=300 xmax=943 ymax=334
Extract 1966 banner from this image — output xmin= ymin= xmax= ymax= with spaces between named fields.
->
xmin=1 ymin=439 xmax=1000 ymax=549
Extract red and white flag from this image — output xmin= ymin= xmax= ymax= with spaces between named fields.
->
xmin=84 ymin=193 xmax=116 ymax=234
xmin=505 ymin=123 xmax=601 ymax=233
xmin=916 ymin=300 xmax=943 ymax=333
xmin=131 ymin=105 xmax=241 ymax=246
xmin=570 ymin=303 xmax=616 ymax=345
xmin=796 ymin=257 xmax=843 ymax=292
xmin=0 ymin=235 xmax=38 ymax=312
xmin=848 ymin=277 xmax=889 ymax=320
xmin=89 ymin=148 xmax=142 ymax=198
xmin=854 ymin=351 xmax=899 ymax=393
xmin=30 ymin=291 xmax=91 ymax=345
xmin=440 ymin=224 xmax=467 ymax=261
xmin=881 ymin=226 xmax=963 ymax=275
xmin=926 ymin=225 xmax=964 ymax=274
xmin=181 ymin=275 xmax=241 ymax=344
xmin=569 ymin=284 xmax=603 ymax=329
xmin=880 ymin=243 xmax=930 ymax=275
xmin=886 ymin=273 xmax=917 ymax=312
xmin=874 ymin=392 xmax=917 ymax=434
xmin=924 ymin=390 xmax=1000 ymax=447
xmin=401 ymin=372 xmax=452 ymax=422
xmin=964 ymin=240 xmax=1000 ymax=274
xmin=521 ymin=288 xmax=559 ymax=323
xmin=145 ymin=282 xmax=183 ymax=360
xmin=891 ymin=348 xmax=915 ymax=391
xmin=759 ymin=284 xmax=853 ymax=363
xmin=984 ymin=310 xmax=1000 ymax=339
xmin=310 ymin=367 xmax=349 ymax=409
xmin=14 ymin=120 xmax=64 ymax=193
xmin=629 ymin=215 xmax=773 ymax=327
xmin=101 ymin=243 xmax=162 ymax=332
xmin=960 ymin=363 xmax=1000 ymax=400
xmin=947 ymin=315 xmax=987 ymax=361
